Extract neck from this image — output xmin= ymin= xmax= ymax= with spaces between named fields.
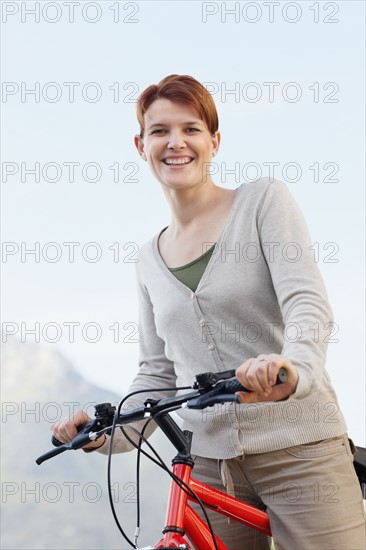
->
xmin=161 ymin=181 xmax=227 ymax=235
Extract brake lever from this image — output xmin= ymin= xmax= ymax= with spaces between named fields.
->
xmin=51 ymin=418 xmax=98 ymax=447
xmin=194 ymin=368 xmax=287 ymax=390
xmin=36 ymin=402 xmax=116 ymax=465
xmin=36 ymin=428 xmax=99 ymax=465
xmin=186 ymin=389 xmax=240 ymax=410
xmin=194 ymin=369 xmax=236 ymax=389
xmin=189 ymin=368 xmax=288 ymax=409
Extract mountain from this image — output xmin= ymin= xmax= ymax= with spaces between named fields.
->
xmin=1 ymin=339 xmax=174 ymax=549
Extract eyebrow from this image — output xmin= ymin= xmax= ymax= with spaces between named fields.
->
xmin=147 ymin=120 xmax=203 ymax=129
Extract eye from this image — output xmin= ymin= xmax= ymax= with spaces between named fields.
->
xmin=151 ymin=129 xmax=167 ymax=135
xmin=186 ymin=127 xmax=200 ymax=133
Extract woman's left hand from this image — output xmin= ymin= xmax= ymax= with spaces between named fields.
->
xmin=235 ymin=354 xmax=299 ymax=403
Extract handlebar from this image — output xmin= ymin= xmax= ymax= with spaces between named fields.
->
xmin=36 ymin=368 xmax=287 ymax=465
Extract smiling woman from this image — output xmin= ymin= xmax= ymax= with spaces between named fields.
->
xmin=52 ymin=74 xmax=366 ymax=550
xmin=134 ymin=97 xmax=219 ymax=194
xmin=133 ymin=76 xmax=238 ymax=268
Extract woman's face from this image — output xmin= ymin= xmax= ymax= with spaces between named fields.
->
xmin=134 ymin=98 xmax=220 ymax=191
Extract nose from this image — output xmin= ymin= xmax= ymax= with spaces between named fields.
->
xmin=167 ymin=129 xmax=186 ymax=149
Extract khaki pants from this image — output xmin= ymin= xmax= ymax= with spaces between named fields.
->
xmin=190 ymin=434 xmax=366 ymax=550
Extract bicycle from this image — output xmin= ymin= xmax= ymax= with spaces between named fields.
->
xmin=36 ymin=368 xmax=366 ymax=550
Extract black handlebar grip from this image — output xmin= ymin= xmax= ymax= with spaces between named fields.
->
xmin=223 ymin=367 xmax=288 ymax=393
xmin=51 ymin=435 xmax=63 ymax=447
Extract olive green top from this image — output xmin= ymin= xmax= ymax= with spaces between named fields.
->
xmin=168 ymin=244 xmax=216 ymax=292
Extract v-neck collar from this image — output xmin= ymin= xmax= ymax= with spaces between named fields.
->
xmin=152 ymin=184 xmax=245 ymax=295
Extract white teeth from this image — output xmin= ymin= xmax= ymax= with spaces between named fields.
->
xmin=164 ymin=157 xmax=192 ymax=165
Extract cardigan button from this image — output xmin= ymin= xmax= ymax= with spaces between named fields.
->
xmin=199 ymin=319 xmax=206 ymax=327
xmin=208 ymin=343 xmax=215 ymax=351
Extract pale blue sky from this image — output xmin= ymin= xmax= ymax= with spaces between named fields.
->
xmin=2 ymin=1 xmax=365 ymax=443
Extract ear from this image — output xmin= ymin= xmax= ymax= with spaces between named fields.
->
xmin=134 ymin=134 xmax=146 ymax=159
xmin=212 ymin=130 xmax=221 ymax=156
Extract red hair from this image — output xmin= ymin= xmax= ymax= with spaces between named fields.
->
xmin=136 ymin=74 xmax=219 ymax=138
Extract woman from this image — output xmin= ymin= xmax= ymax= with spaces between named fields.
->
xmin=53 ymin=74 xmax=365 ymax=549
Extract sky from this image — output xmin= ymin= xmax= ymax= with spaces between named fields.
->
xmin=2 ymin=0 xmax=365 ymax=444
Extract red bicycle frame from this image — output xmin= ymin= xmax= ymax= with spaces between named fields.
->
xmin=154 ymin=462 xmax=271 ymax=549
xmin=36 ymin=383 xmax=275 ymax=549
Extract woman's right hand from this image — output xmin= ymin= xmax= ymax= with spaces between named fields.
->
xmin=51 ymin=410 xmax=106 ymax=451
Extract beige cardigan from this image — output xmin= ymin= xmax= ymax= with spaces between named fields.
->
xmin=96 ymin=178 xmax=346 ymax=459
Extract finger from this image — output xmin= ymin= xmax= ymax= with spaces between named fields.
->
xmin=245 ymin=359 xmax=271 ymax=394
xmin=236 ymin=381 xmax=293 ymax=403
xmin=238 ymin=362 xmax=264 ymax=394
xmin=237 ymin=358 xmax=274 ymax=395
xmin=236 ymin=391 xmax=257 ymax=404
xmin=64 ymin=421 xmax=78 ymax=441
xmin=235 ymin=390 xmax=273 ymax=404
xmin=51 ymin=425 xmax=68 ymax=444
xmin=268 ymin=356 xmax=292 ymax=386
xmin=255 ymin=358 xmax=272 ymax=394
xmin=52 ymin=417 xmax=77 ymax=443
xmin=235 ymin=360 xmax=251 ymax=387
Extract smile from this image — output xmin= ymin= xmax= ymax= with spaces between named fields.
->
xmin=162 ymin=157 xmax=194 ymax=166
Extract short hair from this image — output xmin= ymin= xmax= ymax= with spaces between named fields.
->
xmin=136 ymin=74 xmax=219 ymax=138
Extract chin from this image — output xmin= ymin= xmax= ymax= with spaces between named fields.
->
xmin=162 ymin=182 xmax=194 ymax=192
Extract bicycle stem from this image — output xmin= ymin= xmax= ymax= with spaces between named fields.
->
xmin=151 ymin=407 xmax=193 ymax=456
